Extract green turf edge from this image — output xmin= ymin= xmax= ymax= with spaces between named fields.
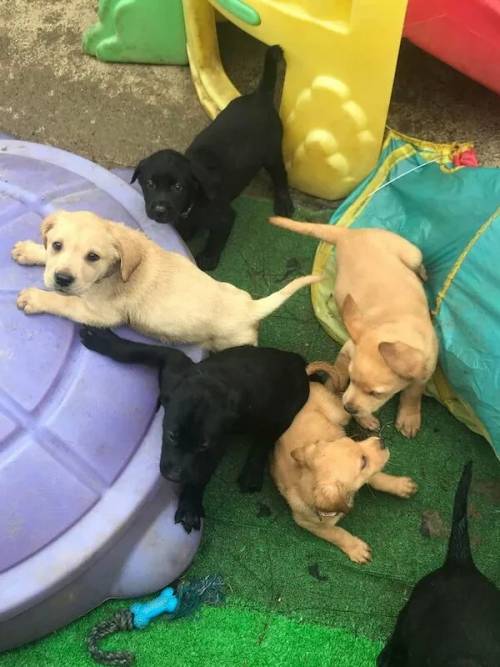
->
xmin=0 ymin=600 xmax=382 ymax=667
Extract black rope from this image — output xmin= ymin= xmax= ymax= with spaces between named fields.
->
xmin=87 ymin=609 xmax=136 ymax=666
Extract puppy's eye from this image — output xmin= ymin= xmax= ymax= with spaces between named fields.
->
xmin=369 ymin=390 xmax=383 ymax=398
xmin=173 ymin=182 xmax=184 ymax=192
xmin=146 ymin=179 xmax=156 ymax=190
xmin=52 ymin=241 xmax=63 ymax=252
xmin=86 ymin=252 xmax=100 ymax=263
xmin=361 ymin=455 xmax=368 ymax=470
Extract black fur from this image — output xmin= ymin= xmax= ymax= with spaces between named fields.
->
xmin=131 ymin=45 xmax=294 ymax=270
xmin=378 ymin=462 xmax=500 ymax=666
xmin=80 ymin=327 xmax=309 ymax=533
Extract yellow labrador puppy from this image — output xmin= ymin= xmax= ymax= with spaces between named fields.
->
xmin=269 ymin=217 xmax=438 ymax=437
xmin=271 ymin=362 xmax=418 ymax=564
xmin=12 ymin=210 xmax=319 ymax=351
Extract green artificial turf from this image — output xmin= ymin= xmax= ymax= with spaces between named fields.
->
xmin=3 ymin=195 xmax=499 ymax=667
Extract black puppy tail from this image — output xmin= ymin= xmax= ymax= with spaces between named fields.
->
xmin=257 ymin=45 xmax=284 ymax=95
xmin=445 ymin=460 xmax=474 ymax=568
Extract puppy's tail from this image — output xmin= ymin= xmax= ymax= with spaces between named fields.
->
xmin=445 ymin=460 xmax=474 ymax=568
xmin=306 ymin=361 xmax=340 ymax=384
xmin=269 ymin=217 xmax=348 ymax=245
xmin=257 ymin=45 xmax=283 ymax=94
xmin=253 ymin=274 xmax=321 ymax=320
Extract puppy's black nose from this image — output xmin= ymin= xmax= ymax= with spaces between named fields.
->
xmin=55 ymin=272 xmax=74 ymax=288
xmin=152 ymin=202 xmax=169 ymax=215
xmin=344 ymin=403 xmax=357 ymax=415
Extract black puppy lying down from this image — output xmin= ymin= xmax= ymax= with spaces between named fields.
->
xmin=378 ymin=461 xmax=500 ymax=667
xmin=80 ymin=327 xmax=310 ymax=533
xmin=132 ymin=45 xmax=293 ymax=270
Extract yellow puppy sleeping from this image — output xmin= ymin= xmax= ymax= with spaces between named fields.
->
xmin=270 ymin=217 xmax=439 ymax=438
xmin=12 ymin=210 xmax=319 ymax=352
xmin=271 ymin=362 xmax=417 ymax=564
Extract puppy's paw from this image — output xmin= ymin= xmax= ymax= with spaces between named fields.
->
xmin=175 ymin=501 xmax=203 ymax=534
xmin=396 ymin=411 xmax=421 ymax=438
xmin=11 ymin=241 xmax=42 ymax=265
xmin=393 ymin=476 xmax=418 ymax=498
xmin=344 ymin=538 xmax=372 ymax=565
xmin=16 ymin=288 xmax=47 ymax=315
xmin=273 ymin=194 xmax=294 ymax=218
xmin=195 ymin=251 xmax=219 ymax=272
xmin=80 ymin=326 xmax=118 ymax=352
xmin=355 ymin=414 xmax=380 ymax=432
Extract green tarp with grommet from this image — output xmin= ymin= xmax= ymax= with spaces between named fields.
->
xmin=312 ymin=130 xmax=500 ymax=458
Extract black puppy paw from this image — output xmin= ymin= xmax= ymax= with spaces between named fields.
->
xmin=274 ymin=195 xmax=294 ymax=218
xmin=195 ymin=251 xmax=220 ymax=271
xmin=175 ymin=500 xmax=204 ymax=533
xmin=237 ymin=468 xmax=264 ymax=494
xmin=80 ymin=326 xmax=118 ymax=352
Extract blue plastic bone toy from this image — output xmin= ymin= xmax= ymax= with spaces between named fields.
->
xmin=130 ymin=587 xmax=179 ymax=629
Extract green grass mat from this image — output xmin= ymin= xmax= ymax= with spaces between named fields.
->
xmin=2 ymin=195 xmax=499 ymax=666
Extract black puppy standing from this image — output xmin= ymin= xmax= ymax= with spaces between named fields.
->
xmin=132 ymin=45 xmax=294 ymax=270
xmin=80 ymin=327 xmax=309 ymax=533
xmin=378 ymin=461 xmax=500 ymax=667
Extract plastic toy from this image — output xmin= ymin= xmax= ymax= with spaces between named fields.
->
xmin=311 ymin=130 xmax=500 ymax=458
xmin=404 ymin=0 xmax=500 ymax=95
xmin=182 ymin=0 xmax=408 ymax=200
xmin=130 ymin=587 xmax=179 ymax=629
xmin=83 ymin=0 xmax=188 ymax=64
xmin=0 ymin=139 xmax=203 ymax=652
xmin=87 ymin=575 xmax=224 ymax=666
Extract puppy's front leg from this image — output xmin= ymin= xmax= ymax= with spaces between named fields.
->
xmin=17 ymin=288 xmax=122 ymax=327
xmin=396 ymin=382 xmax=425 ymax=438
xmin=368 ymin=472 xmax=418 ymax=498
xmin=175 ymin=483 xmax=206 ymax=533
xmin=12 ymin=241 xmax=47 ymax=266
xmin=196 ymin=207 xmax=235 ymax=271
xmin=296 ymin=517 xmax=371 ymax=564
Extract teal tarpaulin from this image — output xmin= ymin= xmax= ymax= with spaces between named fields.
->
xmin=312 ymin=130 xmax=500 ymax=458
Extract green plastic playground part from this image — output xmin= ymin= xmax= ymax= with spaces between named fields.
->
xmin=83 ymin=0 xmax=188 ymax=65
xmin=215 ymin=0 xmax=261 ymax=26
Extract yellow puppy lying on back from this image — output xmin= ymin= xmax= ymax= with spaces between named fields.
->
xmin=270 ymin=217 xmax=438 ymax=438
xmin=271 ymin=362 xmax=418 ymax=564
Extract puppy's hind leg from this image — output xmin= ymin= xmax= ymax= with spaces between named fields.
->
xmin=266 ymin=157 xmax=294 ymax=217
xmin=238 ymin=439 xmax=273 ymax=493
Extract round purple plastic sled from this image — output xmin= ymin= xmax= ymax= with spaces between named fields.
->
xmin=0 ymin=140 xmax=203 ymax=651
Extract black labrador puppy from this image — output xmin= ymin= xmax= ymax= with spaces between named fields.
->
xmin=378 ymin=461 xmax=500 ymax=667
xmin=80 ymin=327 xmax=310 ymax=533
xmin=132 ymin=44 xmax=294 ymax=270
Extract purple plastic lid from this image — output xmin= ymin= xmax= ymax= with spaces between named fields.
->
xmin=0 ymin=140 xmax=202 ymax=618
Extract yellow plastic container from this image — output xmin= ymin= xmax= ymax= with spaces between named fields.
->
xmin=182 ymin=0 xmax=408 ymax=200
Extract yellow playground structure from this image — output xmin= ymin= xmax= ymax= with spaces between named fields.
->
xmin=183 ymin=0 xmax=408 ymax=199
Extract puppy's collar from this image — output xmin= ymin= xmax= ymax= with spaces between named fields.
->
xmin=180 ymin=201 xmax=194 ymax=219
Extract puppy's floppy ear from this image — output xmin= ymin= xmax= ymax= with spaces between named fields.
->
xmin=291 ymin=443 xmax=317 ymax=467
xmin=110 ymin=224 xmax=143 ymax=282
xmin=189 ymin=152 xmax=221 ymax=200
xmin=131 ymin=160 xmax=143 ymax=184
xmin=342 ymin=294 xmax=364 ymax=342
xmin=379 ymin=341 xmax=426 ymax=380
xmin=41 ymin=210 xmax=63 ymax=247
xmin=314 ymin=482 xmax=353 ymax=516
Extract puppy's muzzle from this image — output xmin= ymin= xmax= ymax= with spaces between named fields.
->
xmin=344 ymin=402 xmax=358 ymax=415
